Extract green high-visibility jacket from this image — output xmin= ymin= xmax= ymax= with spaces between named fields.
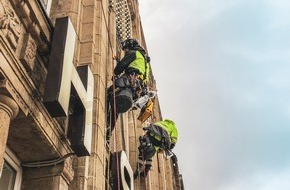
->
xmin=154 ymin=119 xmax=178 ymax=144
xmin=114 ymin=50 xmax=150 ymax=82
xmin=130 ymin=51 xmax=150 ymax=82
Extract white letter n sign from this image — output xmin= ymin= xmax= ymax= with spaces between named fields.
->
xmin=43 ymin=17 xmax=94 ymax=157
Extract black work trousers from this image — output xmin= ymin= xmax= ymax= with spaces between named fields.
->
xmin=134 ymin=134 xmax=159 ymax=178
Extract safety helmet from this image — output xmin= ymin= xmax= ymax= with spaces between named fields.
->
xmin=122 ymin=38 xmax=138 ymax=50
xmin=164 ymin=119 xmax=175 ymax=126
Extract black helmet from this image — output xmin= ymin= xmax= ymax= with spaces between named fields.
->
xmin=122 ymin=38 xmax=138 ymax=50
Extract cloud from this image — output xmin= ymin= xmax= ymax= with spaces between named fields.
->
xmin=139 ymin=0 xmax=290 ymax=189
xmin=219 ymin=166 xmax=290 ymax=190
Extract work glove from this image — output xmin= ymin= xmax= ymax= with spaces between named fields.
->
xmin=111 ymin=75 xmax=120 ymax=81
xmin=170 ymin=143 xmax=175 ymax=150
xmin=140 ymin=87 xmax=148 ymax=97
xmin=112 ymin=55 xmax=120 ymax=62
xmin=142 ymin=126 xmax=149 ymax=131
xmin=146 ymin=56 xmax=151 ymax=62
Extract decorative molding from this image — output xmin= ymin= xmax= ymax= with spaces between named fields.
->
xmin=0 ymin=0 xmax=22 ymax=50
xmin=9 ymin=0 xmax=52 ymax=64
xmin=19 ymin=33 xmax=37 ymax=72
xmin=62 ymin=157 xmax=74 ymax=184
xmin=0 ymin=79 xmax=29 ymax=116
xmin=0 ymin=94 xmax=19 ymax=119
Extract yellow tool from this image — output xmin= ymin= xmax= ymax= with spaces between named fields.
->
xmin=137 ymin=99 xmax=154 ymax=123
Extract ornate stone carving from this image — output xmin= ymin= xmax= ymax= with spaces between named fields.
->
xmin=0 ymin=0 xmax=22 ymax=49
xmin=19 ymin=34 xmax=37 ymax=71
xmin=0 ymin=79 xmax=29 ymax=116
xmin=0 ymin=94 xmax=19 ymax=119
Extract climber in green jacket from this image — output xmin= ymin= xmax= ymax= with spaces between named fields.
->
xmin=106 ymin=39 xmax=150 ymax=145
xmin=134 ymin=119 xmax=178 ymax=179
xmin=114 ymin=38 xmax=150 ymax=99
xmin=114 ymin=38 xmax=150 ymax=84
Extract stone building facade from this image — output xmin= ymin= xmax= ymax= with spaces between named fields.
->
xmin=0 ymin=0 xmax=184 ymax=189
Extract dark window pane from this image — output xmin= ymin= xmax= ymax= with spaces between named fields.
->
xmin=38 ymin=0 xmax=48 ymax=9
xmin=0 ymin=161 xmax=16 ymax=190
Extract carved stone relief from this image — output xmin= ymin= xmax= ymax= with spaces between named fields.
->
xmin=19 ymin=33 xmax=37 ymax=72
xmin=0 ymin=0 xmax=22 ymax=50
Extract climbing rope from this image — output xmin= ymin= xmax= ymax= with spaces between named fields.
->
xmin=100 ymin=1 xmax=156 ymax=189
xmin=131 ymin=110 xmax=140 ymax=190
xmin=132 ymin=110 xmax=145 ymax=189
xmin=100 ymin=0 xmax=121 ymax=189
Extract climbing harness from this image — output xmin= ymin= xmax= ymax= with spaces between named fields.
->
xmin=144 ymin=125 xmax=172 ymax=151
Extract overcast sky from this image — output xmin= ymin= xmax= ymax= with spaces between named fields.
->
xmin=139 ymin=0 xmax=290 ymax=189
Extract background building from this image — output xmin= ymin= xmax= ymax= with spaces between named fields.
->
xmin=0 ymin=0 xmax=183 ymax=189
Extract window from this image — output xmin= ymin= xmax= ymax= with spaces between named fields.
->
xmin=116 ymin=0 xmax=131 ymax=41
xmin=0 ymin=148 xmax=22 ymax=190
xmin=0 ymin=162 xmax=16 ymax=190
xmin=38 ymin=0 xmax=52 ymax=15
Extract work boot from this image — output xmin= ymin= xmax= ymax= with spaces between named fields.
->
xmin=134 ymin=170 xmax=147 ymax=179
xmin=134 ymin=170 xmax=139 ymax=179
xmin=141 ymin=169 xmax=149 ymax=177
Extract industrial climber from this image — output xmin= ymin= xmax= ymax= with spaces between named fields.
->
xmin=114 ymin=38 xmax=150 ymax=100
xmin=106 ymin=39 xmax=150 ymax=144
xmin=134 ymin=119 xmax=178 ymax=179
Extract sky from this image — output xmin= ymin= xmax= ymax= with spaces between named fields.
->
xmin=139 ymin=0 xmax=290 ymax=189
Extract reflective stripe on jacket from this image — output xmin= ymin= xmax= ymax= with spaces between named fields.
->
xmin=114 ymin=50 xmax=150 ymax=82
xmin=128 ymin=51 xmax=146 ymax=76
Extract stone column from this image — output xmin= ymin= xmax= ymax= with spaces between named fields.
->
xmin=0 ymin=94 xmax=19 ymax=173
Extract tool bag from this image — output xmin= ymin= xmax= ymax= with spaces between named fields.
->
xmin=110 ymin=76 xmax=133 ymax=113
xmin=143 ymin=125 xmax=171 ymax=150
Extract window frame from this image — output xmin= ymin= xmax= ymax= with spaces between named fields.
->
xmin=3 ymin=148 xmax=22 ymax=190
xmin=38 ymin=0 xmax=53 ymax=15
